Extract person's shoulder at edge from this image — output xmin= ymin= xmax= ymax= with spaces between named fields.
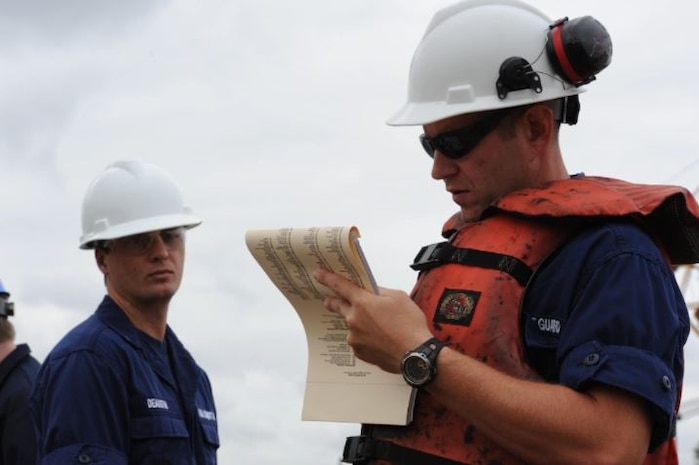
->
xmin=529 ymin=218 xmax=674 ymax=302
xmin=571 ymin=219 xmax=669 ymax=268
xmin=43 ymin=296 xmax=135 ymax=363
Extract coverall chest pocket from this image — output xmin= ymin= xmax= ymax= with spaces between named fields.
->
xmin=198 ymin=419 xmax=220 ymax=464
xmin=130 ymin=415 xmax=191 ymax=465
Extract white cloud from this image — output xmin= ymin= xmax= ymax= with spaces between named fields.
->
xmin=3 ymin=0 xmax=699 ymax=463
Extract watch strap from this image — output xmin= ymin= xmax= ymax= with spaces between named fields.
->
xmin=416 ymin=337 xmax=445 ymax=366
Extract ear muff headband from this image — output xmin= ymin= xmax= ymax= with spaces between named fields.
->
xmin=495 ymin=14 xmax=611 ymax=125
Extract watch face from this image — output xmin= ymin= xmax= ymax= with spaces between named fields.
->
xmin=403 ymin=353 xmax=431 ymax=386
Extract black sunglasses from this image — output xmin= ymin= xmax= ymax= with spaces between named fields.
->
xmin=419 ymin=109 xmax=513 ymax=160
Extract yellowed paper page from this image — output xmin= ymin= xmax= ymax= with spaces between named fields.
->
xmin=245 ymin=226 xmax=415 ymax=425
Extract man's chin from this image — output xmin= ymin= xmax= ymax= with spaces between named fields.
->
xmin=143 ymin=284 xmax=178 ymax=303
xmin=459 ymin=207 xmax=482 ymax=223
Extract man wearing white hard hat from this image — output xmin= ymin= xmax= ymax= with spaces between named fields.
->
xmin=314 ymin=1 xmax=699 ymax=464
xmin=31 ymin=160 xmax=218 ymax=464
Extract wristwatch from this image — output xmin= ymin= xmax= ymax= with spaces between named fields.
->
xmin=400 ymin=337 xmax=446 ymax=388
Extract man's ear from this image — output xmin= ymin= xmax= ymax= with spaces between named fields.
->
xmin=522 ymin=104 xmax=554 ymax=147
xmin=95 ymin=248 xmax=108 ymax=273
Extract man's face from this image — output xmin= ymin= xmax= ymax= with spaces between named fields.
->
xmin=96 ymin=228 xmax=186 ymax=307
xmin=422 ymin=109 xmax=533 ymax=222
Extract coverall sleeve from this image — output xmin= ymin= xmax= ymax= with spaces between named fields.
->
xmin=31 ymin=349 xmax=130 ymax=465
xmin=528 ymin=223 xmax=689 ymax=449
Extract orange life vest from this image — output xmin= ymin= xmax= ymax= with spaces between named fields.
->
xmin=363 ymin=176 xmax=699 ymax=465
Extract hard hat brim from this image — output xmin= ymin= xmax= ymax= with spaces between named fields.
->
xmin=386 ymin=87 xmax=585 ymax=127
xmin=79 ymin=213 xmax=202 ymax=249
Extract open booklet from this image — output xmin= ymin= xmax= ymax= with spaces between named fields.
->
xmin=245 ymin=226 xmax=416 ymax=425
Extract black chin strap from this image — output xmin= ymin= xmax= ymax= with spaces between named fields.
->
xmin=560 ymin=95 xmax=580 ymax=125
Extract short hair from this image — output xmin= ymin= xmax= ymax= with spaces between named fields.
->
xmin=496 ymin=100 xmax=562 ymax=140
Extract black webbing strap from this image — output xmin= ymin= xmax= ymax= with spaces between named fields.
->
xmin=342 ymin=436 xmax=466 ymax=465
xmin=410 ymin=242 xmax=533 ymax=287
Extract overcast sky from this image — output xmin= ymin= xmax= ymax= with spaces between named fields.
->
xmin=3 ymin=0 xmax=699 ymax=463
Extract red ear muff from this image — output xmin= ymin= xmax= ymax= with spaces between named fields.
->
xmin=546 ymin=16 xmax=613 ymax=86
xmin=494 ymin=14 xmax=611 ymax=125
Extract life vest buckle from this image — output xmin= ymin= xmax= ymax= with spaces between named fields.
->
xmin=341 ymin=435 xmax=371 ymax=463
xmin=410 ymin=242 xmax=448 ymax=271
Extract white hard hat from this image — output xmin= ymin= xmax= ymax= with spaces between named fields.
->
xmin=79 ymin=160 xmax=202 ymax=249
xmin=387 ymin=0 xmax=611 ymax=126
